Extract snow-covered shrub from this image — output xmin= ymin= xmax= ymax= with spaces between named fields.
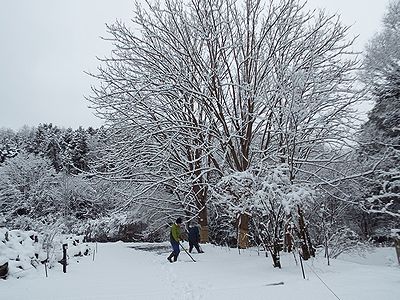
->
xmin=391 ymin=228 xmax=400 ymax=238
xmin=83 ymin=214 xmax=127 ymax=242
xmin=210 ymin=164 xmax=315 ymax=267
xmin=252 ymin=165 xmax=315 ymax=266
xmin=0 ymin=152 xmax=57 ymax=230
xmin=82 ymin=213 xmax=163 ymax=242
xmin=0 ymin=228 xmax=92 ymax=280
xmin=210 ymin=171 xmax=256 ymax=247
xmin=327 ymin=227 xmax=371 ymax=259
xmin=53 ymin=174 xmax=105 ymax=221
xmin=0 ymin=151 xmax=116 ymax=236
xmin=0 ymin=228 xmax=45 ymax=279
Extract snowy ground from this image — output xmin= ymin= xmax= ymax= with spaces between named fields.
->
xmin=1 ymin=242 xmax=399 ymax=300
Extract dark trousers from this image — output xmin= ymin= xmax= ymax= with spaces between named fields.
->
xmin=189 ymin=240 xmax=202 ymax=253
xmin=168 ymin=240 xmax=180 ymax=261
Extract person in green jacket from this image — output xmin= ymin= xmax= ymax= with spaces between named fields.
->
xmin=167 ymin=217 xmax=183 ymax=263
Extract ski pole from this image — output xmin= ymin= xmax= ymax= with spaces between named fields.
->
xmin=179 ymin=242 xmax=196 ymax=262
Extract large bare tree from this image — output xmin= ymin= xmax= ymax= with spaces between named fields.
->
xmin=88 ymin=0 xmax=361 ymax=242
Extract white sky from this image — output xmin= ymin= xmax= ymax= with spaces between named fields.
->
xmin=0 ymin=0 xmax=391 ymax=130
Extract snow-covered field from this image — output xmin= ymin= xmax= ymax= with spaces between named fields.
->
xmin=1 ymin=241 xmax=398 ymax=300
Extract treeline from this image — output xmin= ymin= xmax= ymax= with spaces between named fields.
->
xmin=0 ymin=124 xmax=96 ymax=174
xmin=0 ymin=124 xmax=156 ymax=242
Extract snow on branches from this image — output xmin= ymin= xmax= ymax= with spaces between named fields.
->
xmin=211 ymin=164 xmax=314 ymax=266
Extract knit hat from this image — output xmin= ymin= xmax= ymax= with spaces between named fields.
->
xmin=176 ymin=217 xmax=183 ymax=224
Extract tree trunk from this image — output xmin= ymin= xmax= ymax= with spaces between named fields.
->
xmin=193 ymin=183 xmax=209 ymax=243
xmin=271 ymin=242 xmax=282 ymax=268
xmin=284 ymin=222 xmax=294 ymax=252
xmin=198 ymin=206 xmax=209 ymax=243
xmin=237 ymin=213 xmax=249 ymax=249
xmin=325 ymin=234 xmax=330 ymax=266
xmin=298 ymin=205 xmax=315 ymax=260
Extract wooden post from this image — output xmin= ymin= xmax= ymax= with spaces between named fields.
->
xmin=62 ymin=243 xmax=68 ymax=273
xmin=299 ymin=251 xmax=306 ymax=279
xmin=44 ymin=261 xmax=48 ymax=278
xmin=392 ymin=229 xmax=400 ymax=265
xmin=93 ymin=243 xmax=97 ymax=262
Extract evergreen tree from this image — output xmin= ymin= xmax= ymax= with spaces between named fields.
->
xmin=60 ymin=127 xmax=90 ymax=174
xmin=28 ymin=123 xmax=63 ymax=172
xmin=0 ymin=128 xmax=18 ymax=164
xmin=358 ymin=1 xmax=400 ymax=225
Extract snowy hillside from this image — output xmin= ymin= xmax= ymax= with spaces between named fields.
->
xmin=0 ymin=241 xmax=398 ymax=300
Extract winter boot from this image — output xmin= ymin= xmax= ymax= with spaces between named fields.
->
xmin=167 ymin=253 xmax=174 ymax=263
xmin=173 ymin=253 xmax=179 ymax=262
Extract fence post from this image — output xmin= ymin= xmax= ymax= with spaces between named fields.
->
xmin=299 ymin=250 xmax=306 ymax=279
xmin=44 ymin=261 xmax=48 ymax=277
xmin=391 ymin=229 xmax=400 ymax=265
xmin=62 ymin=243 xmax=68 ymax=273
xmin=395 ymin=237 xmax=400 ymax=265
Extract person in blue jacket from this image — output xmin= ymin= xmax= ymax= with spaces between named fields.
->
xmin=188 ymin=222 xmax=204 ymax=253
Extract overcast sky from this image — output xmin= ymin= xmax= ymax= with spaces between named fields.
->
xmin=0 ymin=0 xmax=391 ymax=131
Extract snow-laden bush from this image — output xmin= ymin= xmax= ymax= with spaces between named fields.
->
xmin=210 ymin=170 xmax=256 ymax=246
xmin=0 ymin=228 xmax=44 ymax=279
xmin=0 ymin=151 xmax=117 ymax=238
xmin=0 ymin=228 xmax=92 ymax=280
xmin=327 ymin=227 xmax=371 ymax=259
xmin=0 ymin=152 xmax=56 ymax=229
xmin=210 ymin=164 xmax=315 ymax=267
xmin=81 ymin=212 xmax=164 ymax=242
